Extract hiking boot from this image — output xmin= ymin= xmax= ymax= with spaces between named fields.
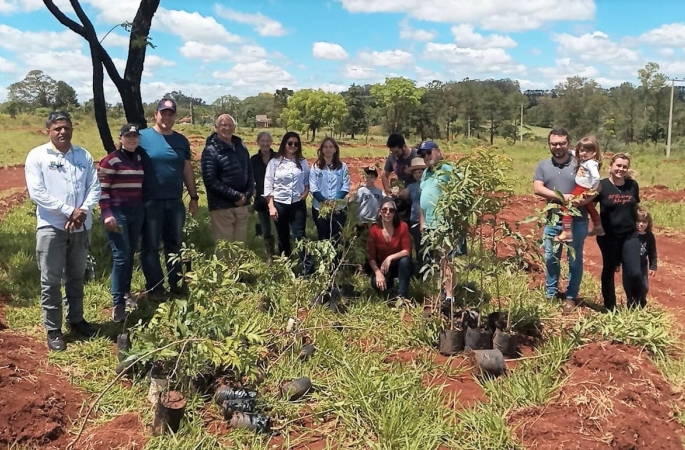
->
xmin=588 ymin=225 xmax=605 ymax=237
xmin=561 ymin=299 xmax=577 ymax=315
xmin=47 ymin=329 xmax=66 ymax=351
xmin=112 ymin=303 xmax=126 ymax=323
xmin=69 ymin=319 xmax=98 ymax=338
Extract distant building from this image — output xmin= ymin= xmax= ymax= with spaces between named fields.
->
xmin=255 ymin=115 xmax=271 ymax=128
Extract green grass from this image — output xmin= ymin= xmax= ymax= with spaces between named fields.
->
xmin=642 ymin=200 xmax=685 ymax=232
xmin=2 ymin=115 xmax=685 ymax=448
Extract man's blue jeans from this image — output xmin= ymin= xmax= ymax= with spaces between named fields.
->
xmin=140 ymin=199 xmax=186 ymax=293
xmin=543 ymin=219 xmax=588 ymax=300
xmin=104 ymin=205 xmax=144 ymax=306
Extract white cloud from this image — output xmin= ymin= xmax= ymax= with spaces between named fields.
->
xmin=341 ymin=64 xmax=383 ymax=81
xmin=553 ymin=31 xmax=639 ymax=65
xmin=99 ymin=32 xmax=130 ymax=48
xmin=1 ymin=0 xmax=70 ymax=14
xmin=450 ymin=24 xmax=516 ymax=49
xmin=312 ymin=42 xmax=349 ymax=60
xmin=80 ymin=0 xmax=140 ymax=23
xmin=0 ymin=55 xmax=19 ymax=73
xmin=315 ymin=82 xmax=348 ymax=93
xmin=358 ymin=49 xmax=414 ymax=68
xmin=399 ymin=18 xmax=436 ymax=41
xmin=423 ymin=42 xmax=525 ymax=74
xmin=339 ymin=0 xmax=595 ymax=32
xmin=0 ymin=24 xmax=82 ymax=52
xmin=154 ymin=8 xmax=243 ymax=44
xmin=414 ymin=66 xmax=442 ymax=85
xmin=145 ymin=55 xmax=175 ymax=71
xmin=537 ymin=58 xmax=600 ymax=85
xmin=179 ymin=42 xmax=272 ymax=63
xmin=659 ymin=48 xmax=675 ymax=58
xmin=214 ymin=5 xmax=288 ymax=37
xmin=211 ymin=60 xmax=297 ymax=91
xmin=312 ymin=41 xmax=349 ymax=60
xmin=638 ymin=23 xmax=685 ymax=47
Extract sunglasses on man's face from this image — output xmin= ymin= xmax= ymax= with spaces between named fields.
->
xmin=286 ymin=141 xmax=300 ymax=147
xmin=380 ymin=207 xmax=395 ymax=213
xmin=419 ymin=150 xmax=432 ymax=157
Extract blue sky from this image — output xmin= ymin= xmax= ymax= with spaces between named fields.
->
xmin=1 ymin=0 xmax=684 ymax=104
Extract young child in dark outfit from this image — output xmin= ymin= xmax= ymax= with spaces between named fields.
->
xmin=627 ymin=206 xmax=657 ymax=307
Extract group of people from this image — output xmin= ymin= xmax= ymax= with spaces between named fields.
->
xmin=24 ymin=103 xmax=655 ymax=352
xmin=534 ymin=127 xmax=658 ymax=314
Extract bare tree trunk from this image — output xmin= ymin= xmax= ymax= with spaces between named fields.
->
xmin=44 ymin=0 xmax=160 ymax=153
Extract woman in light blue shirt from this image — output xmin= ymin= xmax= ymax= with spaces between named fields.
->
xmin=309 ymin=137 xmax=350 ymax=248
xmin=264 ymin=131 xmax=313 ymax=276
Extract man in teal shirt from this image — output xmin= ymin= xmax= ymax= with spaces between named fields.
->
xmin=139 ymin=98 xmax=199 ymax=299
xmin=418 ymin=141 xmax=466 ymax=304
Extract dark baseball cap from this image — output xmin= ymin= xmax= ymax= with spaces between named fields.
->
xmin=156 ymin=98 xmax=177 ymax=112
xmin=119 ymin=123 xmax=140 ymax=136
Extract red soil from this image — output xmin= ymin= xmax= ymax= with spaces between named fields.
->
xmin=0 ymin=331 xmax=84 ymax=449
xmin=509 ymin=342 xmax=685 ymax=449
xmin=74 ymin=413 xmax=147 ymax=450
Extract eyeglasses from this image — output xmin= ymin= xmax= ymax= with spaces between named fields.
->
xmin=380 ymin=207 xmax=395 ymax=213
xmin=286 ymin=141 xmax=300 ymax=147
xmin=419 ymin=150 xmax=432 ymax=157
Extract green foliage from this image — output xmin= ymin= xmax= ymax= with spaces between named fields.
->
xmin=371 ymin=77 xmax=422 ymax=135
xmin=280 ymin=89 xmax=348 ymax=140
xmin=573 ymin=307 xmax=676 ymax=357
xmin=7 ymin=70 xmax=79 ymax=112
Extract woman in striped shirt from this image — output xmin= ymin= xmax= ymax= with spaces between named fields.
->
xmin=98 ymin=124 xmax=145 ymax=323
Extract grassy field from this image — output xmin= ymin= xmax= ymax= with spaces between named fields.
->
xmin=1 ymin=114 xmax=685 ymax=448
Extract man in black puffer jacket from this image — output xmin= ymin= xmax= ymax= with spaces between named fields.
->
xmin=201 ymin=114 xmax=254 ymax=245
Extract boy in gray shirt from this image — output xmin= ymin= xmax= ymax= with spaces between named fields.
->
xmin=351 ymin=166 xmax=383 ymax=223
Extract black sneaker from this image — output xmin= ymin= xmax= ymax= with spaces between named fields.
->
xmin=112 ymin=303 xmax=126 ymax=323
xmin=69 ymin=320 xmax=97 ymax=338
xmin=47 ymin=329 xmax=66 ymax=351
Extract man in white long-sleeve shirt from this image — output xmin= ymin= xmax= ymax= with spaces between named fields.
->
xmin=24 ymin=111 xmax=101 ymax=351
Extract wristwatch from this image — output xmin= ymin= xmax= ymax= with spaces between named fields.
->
xmin=190 ymin=195 xmax=199 ymax=201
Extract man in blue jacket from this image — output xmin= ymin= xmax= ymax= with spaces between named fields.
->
xmin=201 ymin=114 xmax=254 ymax=246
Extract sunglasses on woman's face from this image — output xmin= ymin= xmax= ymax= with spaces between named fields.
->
xmin=380 ymin=207 xmax=395 ymax=213
xmin=286 ymin=141 xmax=300 ymax=147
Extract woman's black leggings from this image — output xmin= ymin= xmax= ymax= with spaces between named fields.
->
xmin=597 ymin=234 xmax=646 ymax=310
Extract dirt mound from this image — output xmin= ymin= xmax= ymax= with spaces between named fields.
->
xmin=641 ymin=185 xmax=685 ymax=203
xmin=510 ymin=342 xmax=684 ymax=449
xmin=0 ymin=164 xmax=27 ymax=195
xmin=0 ymin=331 xmax=85 ymax=449
xmin=75 ymin=413 xmax=147 ymax=450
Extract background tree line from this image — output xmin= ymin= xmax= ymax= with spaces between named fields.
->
xmin=3 ymin=62 xmax=684 ymax=150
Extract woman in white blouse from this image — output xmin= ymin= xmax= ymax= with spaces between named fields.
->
xmin=264 ymin=131 xmax=313 ymax=276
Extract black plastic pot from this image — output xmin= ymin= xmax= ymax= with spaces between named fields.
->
xmin=228 ymin=411 xmax=272 ymax=433
xmin=487 ymin=312 xmax=507 ymax=331
xmin=280 ymin=377 xmax=312 ymax=401
xmin=116 ymin=333 xmax=131 ymax=363
xmin=215 ymin=386 xmax=258 ymax=405
xmin=465 ymin=326 xmax=494 ymax=351
xmin=221 ymin=399 xmax=256 ymax=419
xmin=493 ymin=329 xmax=518 ymax=358
xmin=470 ymin=349 xmax=506 ymax=379
xmin=438 ymin=327 xmax=466 ymax=356
xmin=299 ymin=344 xmax=316 ymax=362
xmin=152 ymin=390 xmax=186 ymax=436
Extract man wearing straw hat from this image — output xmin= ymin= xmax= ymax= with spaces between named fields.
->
xmin=401 ymin=156 xmax=427 ymax=271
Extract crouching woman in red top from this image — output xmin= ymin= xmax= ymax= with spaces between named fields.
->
xmin=366 ymin=198 xmax=413 ymax=300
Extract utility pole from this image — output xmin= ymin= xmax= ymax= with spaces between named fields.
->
xmin=520 ymin=104 xmax=524 ymax=143
xmin=666 ymin=78 xmax=685 ymax=158
xmin=467 ymin=116 xmax=471 ymax=139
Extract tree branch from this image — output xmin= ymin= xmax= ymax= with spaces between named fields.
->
xmin=68 ymin=0 xmax=124 ymax=87
xmin=42 ymin=0 xmax=85 ymax=37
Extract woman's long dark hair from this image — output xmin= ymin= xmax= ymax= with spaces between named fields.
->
xmin=375 ymin=197 xmax=400 ymax=228
xmin=315 ymin=137 xmax=342 ymax=170
xmin=277 ymin=131 xmax=303 ymax=170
